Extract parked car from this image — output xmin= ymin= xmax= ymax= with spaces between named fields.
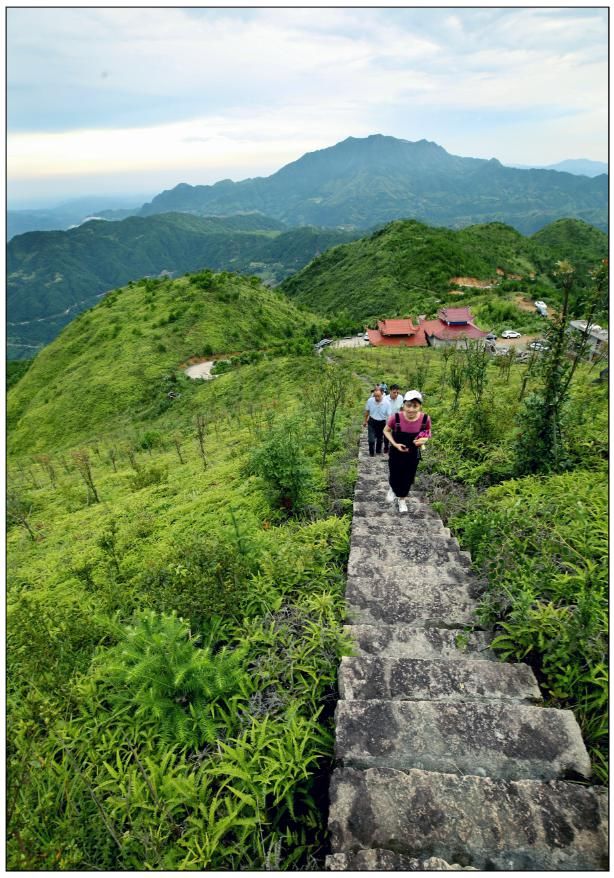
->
xmin=534 ymin=300 xmax=548 ymax=315
xmin=501 ymin=330 xmax=521 ymax=339
xmin=485 ymin=332 xmax=498 ymax=341
xmin=363 ymin=332 xmax=370 ymax=341
xmin=528 ymin=340 xmax=549 ymax=351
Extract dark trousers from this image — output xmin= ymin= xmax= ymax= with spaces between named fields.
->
xmin=367 ymin=418 xmax=386 ymax=455
xmin=388 ymin=446 xmax=420 ymax=497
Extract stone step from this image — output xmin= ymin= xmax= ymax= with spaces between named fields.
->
xmin=345 ymin=572 xmax=481 ymax=626
xmin=334 ymin=700 xmax=592 ymax=780
xmin=338 ymin=656 xmax=542 ymax=703
xmin=350 ymin=517 xmax=448 ymax=540
xmin=344 ymin=624 xmax=494 ymax=657
xmin=347 ymin=542 xmax=471 ymax=575
xmin=328 ymin=767 xmax=608 ymax=870
xmin=352 ymin=498 xmax=436 ymax=519
xmin=351 ymin=515 xmax=452 ymax=538
xmin=326 ymin=850 xmax=476 ymax=871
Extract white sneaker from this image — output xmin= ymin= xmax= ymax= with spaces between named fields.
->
xmin=397 ymin=498 xmax=408 ymax=514
xmin=386 ymin=487 xmax=396 ymax=503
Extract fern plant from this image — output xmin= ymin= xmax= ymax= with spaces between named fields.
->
xmin=90 ymin=611 xmax=249 ymax=748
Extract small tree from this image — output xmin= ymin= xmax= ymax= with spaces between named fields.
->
xmin=35 ymin=454 xmax=56 ymax=487
xmin=248 ymin=418 xmax=316 ymax=515
xmin=448 ymin=353 xmax=465 ymax=411
xmin=71 ymin=449 xmax=100 ymax=504
xmin=305 ymin=362 xmax=346 ymax=466
xmin=107 ymin=446 xmax=118 ymax=473
xmin=7 ymin=490 xmax=37 ymax=541
xmin=195 ymin=415 xmax=208 ymax=469
xmin=513 ymin=259 xmax=602 ymax=475
xmin=172 ymin=432 xmax=185 ymax=465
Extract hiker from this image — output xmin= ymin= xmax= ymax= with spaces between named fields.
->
xmin=383 ymin=384 xmax=403 ymax=454
xmin=363 ymin=386 xmax=390 ymax=457
xmin=383 ymin=390 xmax=431 ymax=513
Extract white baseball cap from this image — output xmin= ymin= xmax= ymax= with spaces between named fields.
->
xmin=403 ymin=390 xmax=423 ymax=403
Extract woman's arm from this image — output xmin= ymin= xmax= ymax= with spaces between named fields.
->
xmin=384 ymin=424 xmax=408 ymax=451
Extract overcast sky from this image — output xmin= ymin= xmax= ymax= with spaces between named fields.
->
xmin=7 ymin=6 xmax=609 ymax=206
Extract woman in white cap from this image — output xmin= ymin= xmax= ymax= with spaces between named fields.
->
xmin=382 ymin=390 xmax=431 ymax=513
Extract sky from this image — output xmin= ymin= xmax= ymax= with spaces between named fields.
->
xmin=6 ymin=5 xmax=609 ymax=207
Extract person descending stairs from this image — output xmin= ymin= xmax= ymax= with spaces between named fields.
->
xmin=326 ymin=431 xmax=608 ymax=871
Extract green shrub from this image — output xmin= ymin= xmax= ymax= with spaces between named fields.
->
xmin=453 ymin=471 xmax=608 ymax=780
xmin=248 ymin=418 xmax=318 ymax=515
xmin=129 ymin=464 xmax=168 ymax=491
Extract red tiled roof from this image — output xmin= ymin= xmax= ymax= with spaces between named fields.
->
xmin=378 ymin=318 xmax=418 ymax=336
xmin=420 ymin=319 xmax=489 ymax=341
xmin=438 ymin=307 xmax=474 ymax=324
xmin=367 ymin=327 xmax=428 ymax=347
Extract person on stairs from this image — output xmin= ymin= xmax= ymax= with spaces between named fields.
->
xmin=383 ymin=384 xmax=403 ymax=455
xmin=383 ymin=390 xmax=431 ymax=512
xmin=363 ymin=386 xmax=390 ymax=457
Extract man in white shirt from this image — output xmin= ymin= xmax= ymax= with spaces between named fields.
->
xmin=363 ymin=386 xmax=390 ymax=456
xmin=383 ymin=385 xmax=403 ymax=454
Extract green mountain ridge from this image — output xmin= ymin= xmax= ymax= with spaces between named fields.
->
xmin=279 ymin=218 xmax=608 ymax=323
xmin=7 ymin=270 xmax=323 ymax=455
xmin=8 ymin=212 xmax=358 ymax=359
xmin=139 ymin=134 xmax=608 ymax=234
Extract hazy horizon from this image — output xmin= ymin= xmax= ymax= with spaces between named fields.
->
xmin=8 ymin=7 xmax=607 ymax=207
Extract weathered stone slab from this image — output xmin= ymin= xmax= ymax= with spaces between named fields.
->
xmin=345 ymin=572 xmax=480 ymax=626
xmin=350 ymin=520 xmax=447 ymax=543
xmin=328 ymin=767 xmax=608 ymax=870
xmin=347 ymin=542 xmax=471 ymax=574
xmin=338 ymin=656 xmax=542 ymax=703
xmin=344 ymin=624 xmax=494 ymax=658
xmin=335 ymin=700 xmax=592 ymax=780
xmin=326 ymin=850 xmax=476 ymax=870
xmin=351 ymin=516 xmax=451 ymax=539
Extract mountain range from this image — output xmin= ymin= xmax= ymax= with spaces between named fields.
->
xmin=136 ymin=135 xmax=607 ymax=234
xmin=7 ymin=213 xmax=359 ymax=358
xmin=506 ymin=159 xmax=608 ymax=177
xmin=7 ymin=136 xmax=608 ymax=241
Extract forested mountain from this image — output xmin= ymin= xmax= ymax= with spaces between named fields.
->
xmin=279 ymin=218 xmax=608 ymax=323
xmin=7 ymin=212 xmax=358 ymax=359
xmin=139 ymin=135 xmax=608 ymax=234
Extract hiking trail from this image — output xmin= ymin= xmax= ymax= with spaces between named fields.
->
xmin=326 ymin=431 xmax=608 ymax=871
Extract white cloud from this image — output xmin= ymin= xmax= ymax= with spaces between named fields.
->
xmin=6 ymin=6 xmax=608 ymax=198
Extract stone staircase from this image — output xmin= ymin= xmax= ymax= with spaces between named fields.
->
xmin=326 ymin=436 xmax=608 ymax=871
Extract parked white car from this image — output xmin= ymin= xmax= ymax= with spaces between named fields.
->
xmin=501 ymin=330 xmax=521 ymax=339
xmin=363 ymin=332 xmax=370 ymax=341
xmin=534 ymin=300 xmax=548 ymax=314
xmin=529 ymin=340 xmax=549 ymax=351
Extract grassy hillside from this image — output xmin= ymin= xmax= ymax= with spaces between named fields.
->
xmin=280 ymin=218 xmax=606 ymax=326
xmin=7 ymin=350 xmax=365 ymax=870
xmin=7 ymin=270 xmax=323 ymax=455
xmin=7 ymin=212 xmax=357 ymax=358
